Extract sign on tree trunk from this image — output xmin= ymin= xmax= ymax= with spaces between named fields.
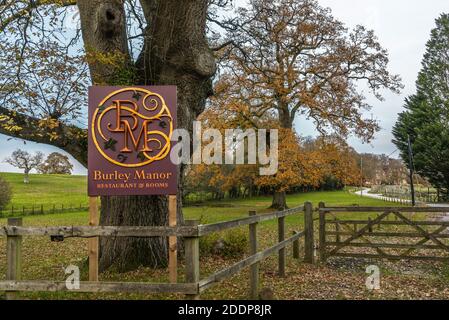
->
xmin=88 ymin=86 xmax=177 ymax=196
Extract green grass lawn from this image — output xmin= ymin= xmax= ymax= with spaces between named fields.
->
xmin=0 ymin=171 xmax=400 ymax=220
xmin=0 ymin=189 xmax=397 ymax=226
xmin=184 ymin=189 xmax=404 ymax=226
xmin=0 ymin=172 xmax=88 ymax=210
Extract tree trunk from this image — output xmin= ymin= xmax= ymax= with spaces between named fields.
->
xmin=270 ymin=191 xmax=288 ymax=210
xmin=77 ymin=0 xmax=215 ymax=272
xmin=99 ymin=195 xmax=168 ymax=271
xmin=279 ymin=106 xmax=293 ymax=129
xmin=271 ymin=104 xmax=293 ymax=210
xmin=23 ymin=170 xmax=29 ymax=184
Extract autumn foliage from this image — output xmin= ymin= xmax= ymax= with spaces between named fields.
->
xmin=185 ymin=98 xmax=361 ymax=201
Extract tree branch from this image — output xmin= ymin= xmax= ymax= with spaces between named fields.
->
xmin=0 ymin=0 xmax=77 ymax=33
xmin=0 ymin=106 xmax=87 ymax=166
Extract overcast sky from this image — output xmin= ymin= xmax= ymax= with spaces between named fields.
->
xmin=306 ymin=0 xmax=449 ymax=158
xmin=0 ymin=0 xmax=447 ymax=175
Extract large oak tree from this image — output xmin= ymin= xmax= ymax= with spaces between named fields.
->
xmin=215 ymin=0 xmax=403 ymax=208
xmin=0 ymin=0 xmax=225 ymax=271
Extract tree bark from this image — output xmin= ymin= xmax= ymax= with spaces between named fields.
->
xmin=270 ymin=191 xmax=288 ymax=210
xmin=271 ymin=103 xmax=293 ymax=210
xmin=279 ymin=107 xmax=293 ymax=130
xmin=78 ymin=0 xmax=215 ymax=271
xmin=0 ymin=105 xmax=87 ymax=166
xmin=99 ymin=195 xmax=169 ymax=270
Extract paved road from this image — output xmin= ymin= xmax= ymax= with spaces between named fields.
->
xmin=356 ymin=188 xmax=449 ymax=207
xmin=356 ymin=188 xmax=413 ymax=204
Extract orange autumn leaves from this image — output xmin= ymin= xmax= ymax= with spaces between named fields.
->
xmin=256 ymin=128 xmax=316 ymax=193
xmin=186 ymin=104 xmax=361 ymax=196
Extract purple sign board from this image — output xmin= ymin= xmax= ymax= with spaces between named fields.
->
xmin=88 ymin=86 xmax=177 ymax=196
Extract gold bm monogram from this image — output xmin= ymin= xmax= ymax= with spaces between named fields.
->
xmin=92 ymin=88 xmax=173 ymax=168
xmin=108 ymin=100 xmax=157 ymax=153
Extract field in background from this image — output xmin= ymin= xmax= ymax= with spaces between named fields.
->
xmin=0 ymin=188 xmax=401 ymax=227
xmin=0 ymin=172 xmax=87 ymax=208
xmin=0 ymin=172 xmax=402 ymax=219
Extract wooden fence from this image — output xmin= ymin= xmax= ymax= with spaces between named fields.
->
xmin=0 ymin=204 xmax=89 ymax=218
xmin=0 ymin=203 xmax=313 ymax=299
xmin=382 ymin=190 xmax=442 ymax=204
xmin=379 ymin=192 xmax=440 ymax=204
xmin=318 ymin=203 xmax=449 ymax=263
xmin=4 ymin=202 xmax=448 ymax=299
xmin=376 ymin=196 xmax=414 ymax=205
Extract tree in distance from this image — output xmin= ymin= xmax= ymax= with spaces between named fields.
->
xmin=4 ymin=149 xmax=44 ymax=184
xmin=38 ymin=152 xmax=73 ymax=175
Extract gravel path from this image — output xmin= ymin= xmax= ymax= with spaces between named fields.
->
xmin=356 ymin=188 xmax=449 ymax=207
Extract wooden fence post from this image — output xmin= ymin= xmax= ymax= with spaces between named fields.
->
xmin=6 ymin=217 xmax=23 ymax=300
xmin=185 ymin=220 xmax=200 ymax=300
xmin=304 ymin=202 xmax=314 ymax=264
xmin=168 ymin=195 xmax=178 ymax=283
xmin=88 ymin=197 xmax=99 ymax=282
xmin=292 ymin=231 xmax=300 ymax=259
xmin=248 ymin=211 xmax=259 ymax=299
xmin=318 ymin=202 xmax=327 ymax=264
xmin=335 ymin=217 xmax=341 ymax=243
xmin=278 ymin=215 xmax=286 ymax=277
xmin=368 ymin=217 xmax=373 ymax=233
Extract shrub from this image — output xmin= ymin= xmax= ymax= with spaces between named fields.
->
xmin=320 ymin=174 xmax=344 ymax=191
xmin=199 ymin=229 xmax=248 ymax=258
xmin=0 ymin=177 xmax=12 ymax=210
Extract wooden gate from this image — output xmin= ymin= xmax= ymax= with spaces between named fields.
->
xmin=318 ymin=204 xmax=449 ymax=262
